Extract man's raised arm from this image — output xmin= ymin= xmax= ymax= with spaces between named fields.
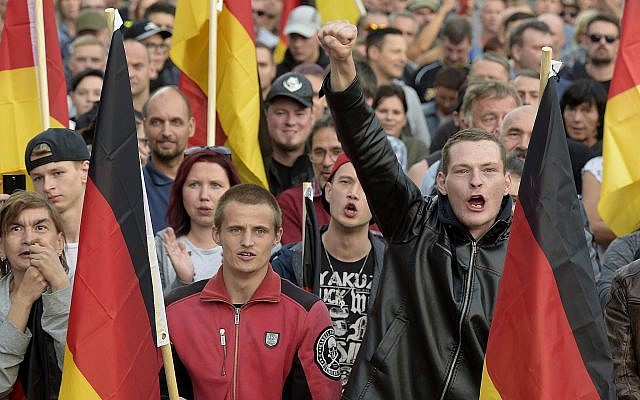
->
xmin=317 ymin=21 xmax=358 ymax=92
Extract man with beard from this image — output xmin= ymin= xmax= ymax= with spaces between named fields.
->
xmin=142 ymin=87 xmax=195 ymax=234
xmin=559 ymin=13 xmax=620 ymax=94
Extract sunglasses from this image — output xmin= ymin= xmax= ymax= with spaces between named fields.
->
xmin=588 ymin=34 xmax=618 ymax=44
xmin=365 ymin=23 xmax=388 ymax=32
xmin=254 ymin=10 xmax=276 ymax=19
xmin=184 ymin=146 xmax=232 ymax=159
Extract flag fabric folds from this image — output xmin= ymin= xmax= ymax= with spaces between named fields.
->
xmin=479 ymin=78 xmax=615 ymax=399
xmin=170 ymin=0 xmax=268 ymax=187
xmin=0 ymin=0 xmax=68 ymax=175
xmin=59 ymin=27 xmax=163 ymax=399
xmin=598 ymin=0 xmax=640 ymax=236
xmin=315 ymin=0 xmax=363 ymax=25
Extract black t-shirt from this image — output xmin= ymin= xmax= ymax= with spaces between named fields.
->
xmin=318 ymin=246 xmax=374 ymax=386
xmin=266 ymin=155 xmax=314 ymax=197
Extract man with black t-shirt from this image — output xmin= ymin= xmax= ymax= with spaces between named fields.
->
xmin=272 ymin=154 xmax=385 ymax=386
xmin=264 ymin=72 xmax=315 ymax=196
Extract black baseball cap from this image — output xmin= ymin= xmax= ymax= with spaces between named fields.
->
xmin=25 ymin=128 xmax=90 ymax=174
xmin=265 ymin=72 xmax=313 ymax=108
xmin=124 ymin=20 xmax=172 ymax=41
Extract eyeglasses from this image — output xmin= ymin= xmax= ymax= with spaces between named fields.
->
xmin=588 ymin=34 xmax=618 ymax=44
xmin=145 ymin=42 xmax=169 ymax=52
xmin=310 ymin=148 xmax=342 ymax=163
xmin=365 ymin=23 xmax=388 ymax=32
xmin=184 ymin=146 xmax=232 ymax=159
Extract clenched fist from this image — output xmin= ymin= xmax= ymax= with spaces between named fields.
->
xmin=317 ymin=21 xmax=357 ymax=62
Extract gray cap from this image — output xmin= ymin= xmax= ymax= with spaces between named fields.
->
xmin=265 ymin=72 xmax=313 ymax=107
xmin=284 ymin=5 xmax=321 ymax=38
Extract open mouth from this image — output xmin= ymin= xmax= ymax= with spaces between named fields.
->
xmin=344 ymin=203 xmax=358 ymax=217
xmin=467 ymin=195 xmax=486 ymax=211
xmin=237 ymin=251 xmax=256 ymax=260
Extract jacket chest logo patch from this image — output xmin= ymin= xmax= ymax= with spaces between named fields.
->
xmin=264 ymin=332 xmax=280 ymax=348
xmin=314 ymin=327 xmax=340 ymax=380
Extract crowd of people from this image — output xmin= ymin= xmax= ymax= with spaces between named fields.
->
xmin=1 ymin=0 xmax=638 ymax=398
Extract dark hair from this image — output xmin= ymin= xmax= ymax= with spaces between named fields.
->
xmin=214 ymin=184 xmax=282 ymax=232
xmin=586 ymin=13 xmax=620 ymax=34
xmin=508 ymin=19 xmax=551 ymax=53
xmin=434 ymin=67 xmax=467 ymax=91
xmin=355 ymin=59 xmax=378 ymax=99
xmin=442 ymin=16 xmax=472 ymax=44
xmin=441 ymin=128 xmax=507 ymax=175
xmin=365 ymin=27 xmax=403 ymax=57
xmin=372 ymin=84 xmax=407 ymax=113
xmin=502 ymin=12 xmax=535 ymax=34
xmin=143 ymin=2 xmax=175 ymax=18
xmin=167 ymin=150 xmax=241 ymax=236
xmin=0 ymin=191 xmax=68 ymax=274
xmin=307 ymin=114 xmax=336 ymax=148
xmin=560 ymin=79 xmax=607 ymax=141
xmin=69 ymin=69 xmax=104 ymax=93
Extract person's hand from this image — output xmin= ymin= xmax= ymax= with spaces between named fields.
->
xmin=28 ymin=240 xmax=69 ymax=291
xmin=163 ymin=228 xmax=194 ymax=284
xmin=0 ymin=193 xmax=9 ymax=207
xmin=317 ymin=21 xmax=358 ymax=63
xmin=441 ymin=0 xmax=457 ymax=14
xmin=15 ymin=267 xmax=48 ymax=305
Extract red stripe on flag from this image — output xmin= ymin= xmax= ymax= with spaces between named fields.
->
xmin=608 ymin=1 xmax=640 ymax=98
xmin=68 ymin=179 xmax=159 ymax=398
xmin=180 ymin=73 xmax=208 ymax=147
xmin=225 ymin=0 xmax=255 ymax=41
xmin=0 ymin=0 xmax=35 ymax=70
xmin=43 ymin=0 xmax=69 ymax=126
xmin=278 ymin=0 xmax=301 ymax=45
xmin=485 ymin=206 xmax=599 ymax=399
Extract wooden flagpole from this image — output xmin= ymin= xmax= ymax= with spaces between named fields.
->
xmin=539 ymin=46 xmax=552 ymax=102
xmin=207 ymin=0 xmax=221 ymax=145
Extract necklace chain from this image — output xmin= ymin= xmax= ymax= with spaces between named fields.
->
xmin=323 ymin=245 xmax=370 ymax=276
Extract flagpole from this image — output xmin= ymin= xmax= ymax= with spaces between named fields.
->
xmin=34 ymin=0 xmax=50 ymax=131
xmin=105 ymin=8 xmax=116 ymax=34
xmin=538 ymin=46 xmax=552 ymax=102
xmin=207 ymin=0 xmax=220 ymax=145
xmin=301 ymin=182 xmax=312 ymax=274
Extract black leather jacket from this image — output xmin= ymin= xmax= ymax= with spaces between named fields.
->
xmin=325 ymin=77 xmax=512 ymax=399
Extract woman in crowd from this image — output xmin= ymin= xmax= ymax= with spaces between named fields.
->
xmin=0 ymin=191 xmax=71 ymax=398
xmin=561 ymin=79 xmax=607 ymax=155
xmin=69 ymin=69 xmax=104 ymax=126
xmin=582 ymin=154 xmax=616 ymax=255
xmin=372 ymin=84 xmax=430 ymax=185
xmin=156 ymin=148 xmax=241 ymax=293
xmin=56 ymin=0 xmax=81 ymax=57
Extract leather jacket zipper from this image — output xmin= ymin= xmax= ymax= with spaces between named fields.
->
xmin=438 ymin=241 xmax=477 ymax=400
xmin=233 ymin=307 xmax=240 ymax=400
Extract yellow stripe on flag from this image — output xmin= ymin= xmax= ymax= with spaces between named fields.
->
xmin=316 ymin=0 xmax=363 ymax=24
xmin=598 ymin=86 xmax=640 ymax=236
xmin=479 ymin=360 xmax=502 ymax=400
xmin=0 ymin=66 xmax=65 ymax=174
xmin=169 ymin=0 xmax=209 ymax=92
xmin=58 ymin=347 xmax=101 ymax=399
xmin=218 ymin=7 xmax=268 ymax=186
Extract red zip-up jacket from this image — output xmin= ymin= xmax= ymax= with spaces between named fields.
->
xmin=163 ymin=266 xmax=342 ymax=400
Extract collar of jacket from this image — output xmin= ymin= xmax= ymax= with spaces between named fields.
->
xmin=437 ymin=193 xmax=512 ymax=244
xmin=199 ymin=265 xmax=281 ymax=304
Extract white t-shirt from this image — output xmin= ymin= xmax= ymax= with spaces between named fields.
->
xmin=65 ymin=242 xmax=79 ymax=284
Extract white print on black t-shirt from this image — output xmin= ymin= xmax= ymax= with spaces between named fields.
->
xmin=319 ymin=258 xmax=373 ymax=386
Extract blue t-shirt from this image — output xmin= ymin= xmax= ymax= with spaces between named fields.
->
xmin=143 ymin=158 xmax=173 ymax=235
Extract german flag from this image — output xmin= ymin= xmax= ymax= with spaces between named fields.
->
xmin=598 ymin=1 xmax=640 ymax=236
xmin=315 ymin=0 xmax=363 ymax=25
xmin=170 ymin=0 xmax=268 ymax=187
xmin=59 ymin=26 xmax=167 ymax=399
xmin=0 ymin=0 xmax=68 ymax=175
xmin=479 ymin=77 xmax=616 ymax=399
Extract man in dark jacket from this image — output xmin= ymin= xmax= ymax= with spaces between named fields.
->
xmin=318 ymin=21 xmax=513 ymax=399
